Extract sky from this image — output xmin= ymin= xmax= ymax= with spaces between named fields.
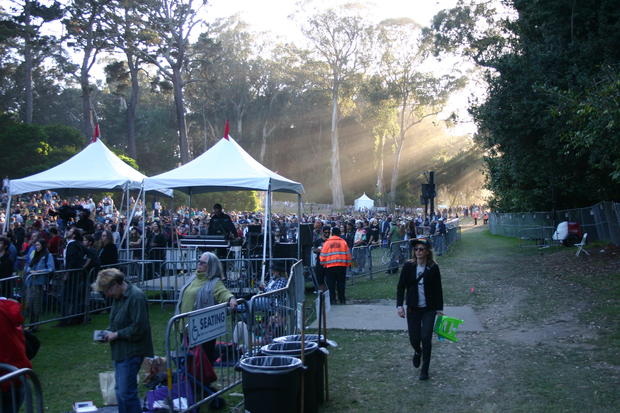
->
xmin=204 ymin=0 xmax=459 ymax=34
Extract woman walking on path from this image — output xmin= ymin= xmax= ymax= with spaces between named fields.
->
xmin=396 ymin=238 xmax=444 ymax=380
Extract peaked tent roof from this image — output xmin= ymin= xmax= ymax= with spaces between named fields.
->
xmin=9 ymin=139 xmax=166 ymax=195
xmin=143 ymin=137 xmax=304 ymax=194
xmin=354 ymin=192 xmax=374 ymax=210
xmin=355 ymin=193 xmax=374 ymax=201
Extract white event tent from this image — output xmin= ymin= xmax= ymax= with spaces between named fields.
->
xmin=354 ymin=193 xmax=375 ymax=211
xmin=4 ymin=139 xmax=171 ymax=233
xmin=143 ymin=136 xmax=304 ymax=280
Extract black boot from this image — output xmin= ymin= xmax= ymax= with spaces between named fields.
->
xmin=419 ymin=358 xmax=430 ymax=380
xmin=412 ymin=352 xmax=421 ymax=368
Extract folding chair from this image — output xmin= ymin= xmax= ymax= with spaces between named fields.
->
xmin=574 ymin=233 xmax=589 ymax=256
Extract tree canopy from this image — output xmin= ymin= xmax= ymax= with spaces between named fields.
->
xmin=431 ymin=0 xmax=620 ymax=211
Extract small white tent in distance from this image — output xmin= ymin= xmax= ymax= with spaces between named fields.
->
xmin=354 ymin=193 xmax=375 ymax=211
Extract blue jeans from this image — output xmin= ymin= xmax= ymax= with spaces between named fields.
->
xmin=114 ymin=356 xmax=143 ymax=413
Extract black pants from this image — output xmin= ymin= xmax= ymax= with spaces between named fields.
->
xmin=406 ymin=307 xmax=436 ymax=373
xmin=325 ymin=266 xmax=347 ymax=304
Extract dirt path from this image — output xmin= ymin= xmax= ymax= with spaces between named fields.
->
xmin=322 ymin=225 xmax=619 ymax=413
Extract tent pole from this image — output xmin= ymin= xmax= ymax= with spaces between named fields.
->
xmin=188 ymin=188 xmax=192 ymax=232
xmin=119 ymin=184 xmax=131 ymax=254
xmin=3 ymin=191 xmax=12 ymax=234
xmin=268 ymin=190 xmax=272 ymax=260
xmin=141 ymin=187 xmax=146 ymax=282
xmin=297 ymin=194 xmax=302 ymax=260
xmin=261 ymin=185 xmax=271 ymax=283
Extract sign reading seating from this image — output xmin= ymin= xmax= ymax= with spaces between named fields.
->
xmin=188 ymin=306 xmax=228 ymax=347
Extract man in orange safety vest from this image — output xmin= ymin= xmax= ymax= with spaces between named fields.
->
xmin=319 ymin=226 xmax=352 ymax=305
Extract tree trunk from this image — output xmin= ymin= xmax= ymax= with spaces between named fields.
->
xmin=236 ymin=115 xmax=243 ymax=141
xmin=260 ymin=121 xmax=268 ymax=163
xmin=126 ymin=57 xmax=139 ymax=159
xmin=329 ymin=90 xmax=345 ymax=208
xmin=376 ymin=133 xmax=386 ymax=205
xmin=389 ymin=104 xmax=408 ymax=206
xmin=172 ymin=67 xmax=190 ymax=163
xmin=389 ymin=139 xmax=404 ymax=207
xmin=23 ymin=2 xmax=33 ymax=124
xmin=80 ymin=50 xmax=93 ymax=140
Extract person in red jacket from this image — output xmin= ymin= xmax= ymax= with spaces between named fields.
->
xmin=319 ymin=227 xmax=352 ymax=305
xmin=0 ymin=298 xmax=32 ymax=412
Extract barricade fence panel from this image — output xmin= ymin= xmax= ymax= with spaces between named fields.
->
xmin=0 ymin=275 xmax=19 ymax=300
xmin=245 ymin=259 xmax=304 ymax=354
xmin=162 ymin=259 xmax=305 ymax=412
xmin=14 ymin=253 xmax=299 ymax=328
xmin=163 ymin=300 xmax=247 ymax=412
xmin=0 ymin=364 xmax=44 ymax=413
xmin=346 ymin=226 xmax=461 ymax=281
xmin=489 ymin=201 xmax=620 ymax=245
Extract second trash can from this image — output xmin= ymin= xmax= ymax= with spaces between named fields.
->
xmin=239 ymin=355 xmax=303 ymax=413
xmin=261 ymin=341 xmax=319 ymax=413
xmin=273 ymin=335 xmax=335 ymax=404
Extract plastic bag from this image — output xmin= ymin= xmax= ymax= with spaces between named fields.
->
xmin=99 ymin=371 xmax=117 ymax=405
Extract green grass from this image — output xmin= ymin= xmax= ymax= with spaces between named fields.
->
xmin=32 ymin=304 xmax=174 ymax=412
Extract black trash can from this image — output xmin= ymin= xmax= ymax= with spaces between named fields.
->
xmin=273 ymin=335 xmax=335 ymax=404
xmin=239 ymin=356 xmax=303 ymax=413
xmin=261 ymin=341 xmax=319 ymax=413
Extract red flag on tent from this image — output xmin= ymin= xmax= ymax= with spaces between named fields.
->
xmin=91 ymin=123 xmax=100 ymax=143
xmin=223 ymin=120 xmax=230 ymax=140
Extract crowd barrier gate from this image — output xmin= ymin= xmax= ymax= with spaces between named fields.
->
xmin=0 ymin=363 xmax=44 ymax=413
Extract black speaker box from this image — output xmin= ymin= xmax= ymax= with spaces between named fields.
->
xmin=273 ymin=242 xmax=297 ymax=259
xmin=299 ymin=223 xmax=313 ymax=246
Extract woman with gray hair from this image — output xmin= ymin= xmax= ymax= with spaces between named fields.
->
xmin=176 ymin=251 xmax=237 ymax=314
xmin=176 ymin=252 xmax=238 ymax=368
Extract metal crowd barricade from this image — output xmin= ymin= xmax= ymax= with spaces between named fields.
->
xmin=350 ymin=245 xmax=372 ymax=277
xmin=130 ymin=255 xmax=298 ymax=306
xmin=348 ymin=226 xmax=462 ymax=281
xmin=21 ymin=267 xmax=88 ymax=327
xmin=245 ymin=259 xmax=305 ymax=353
xmin=118 ymin=248 xmax=143 ymax=261
xmin=0 ymin=274 xmax=19 ymax=299
xmin=0 ymin=363 xmax=44 ymax=413
xmin=17 ymin=261 xmax=136 ymax=328
xmin=163 ymin=299 xmax=248 ymax=412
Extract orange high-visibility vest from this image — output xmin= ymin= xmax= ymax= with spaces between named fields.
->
xmin=319 ymin=236 xmax=352 ymax=268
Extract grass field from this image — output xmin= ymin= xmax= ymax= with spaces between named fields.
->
xmin=29 ymin=225 xmax=620 ymax=412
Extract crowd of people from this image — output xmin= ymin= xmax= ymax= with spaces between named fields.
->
xmin=0 ymin=190 xmax=474 ymax=305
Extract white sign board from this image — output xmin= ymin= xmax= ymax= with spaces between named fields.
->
xmin=297 ymin=302 xmax=304 ymax=331
xmin=188 ymin=306 xmax=228 ymax=347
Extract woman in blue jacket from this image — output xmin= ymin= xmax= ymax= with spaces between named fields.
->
xmin=24 ymin=239 xmax=55 ymax=326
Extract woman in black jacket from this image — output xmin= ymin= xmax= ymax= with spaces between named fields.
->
xmin=396 ymin=238 xmax=443 ymax=380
